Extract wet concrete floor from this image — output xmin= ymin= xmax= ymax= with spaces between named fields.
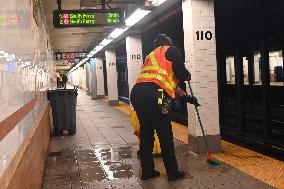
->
xmin=42 ymin=90 xmax=274 ymax=189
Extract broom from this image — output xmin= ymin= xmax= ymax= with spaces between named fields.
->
xmin=187 ymin=81 xmax=222 ymax=166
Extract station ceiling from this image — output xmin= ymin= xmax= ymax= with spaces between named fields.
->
xmin=41 ymin=0 xmax=143 ymax=53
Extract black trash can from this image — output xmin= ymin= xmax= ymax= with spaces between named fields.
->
xmin=47 ymin=89 xmax=78 ymax=136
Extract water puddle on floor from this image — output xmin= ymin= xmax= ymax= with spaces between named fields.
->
xmin=43 ymin=144 xmax=137 ymax=188
xmin=93 ymin=145 xmax=135 ymax=180
xmin=104 ymin=162 xmax=133 ymax=179
xmin=117 ymin=146 xmax=132 ymax=159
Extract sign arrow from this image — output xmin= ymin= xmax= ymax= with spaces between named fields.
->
xmin=56 ymin=54 xmax=62 ymax=60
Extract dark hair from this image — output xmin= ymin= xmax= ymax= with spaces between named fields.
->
xmin=153 ymin=34 xmax=173 ymax=48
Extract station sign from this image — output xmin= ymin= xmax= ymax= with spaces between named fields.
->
xmin=0 ymin=11 xmax=31 ymax=29
xmin=0 ymin=15 xmax=18 ymax=26
xmin=53 ymin=9 xmax=124 ymax=28
xmin=56 ymin=52 xmax=87 ymax=60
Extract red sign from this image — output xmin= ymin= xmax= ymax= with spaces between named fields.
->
xmin=62 ymin=53 xmax=75 ymax=59
xmin=56 ymin=52 xmax=86 ymax=60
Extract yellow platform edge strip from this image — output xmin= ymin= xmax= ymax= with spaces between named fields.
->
xmin=112 ymin=100 xmax=284 ymax=189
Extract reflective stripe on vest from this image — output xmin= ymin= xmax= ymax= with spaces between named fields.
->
xmin=138 ymin=73 xmax=176 ymax=91
xmin=137 ymin=46 xmax=178 ymax=98
xmin=141 ymin=52 xmax=168 ymax=75
xmin=141 ymin=66 xmax=168 ymax=76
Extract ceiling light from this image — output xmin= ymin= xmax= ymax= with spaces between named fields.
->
xmin=109 ymin=28 xmax=128 ymax=39
xmin=87 ymin=50 xmax=96 ymax=58
xmin=145 ymin=0 xmax=167 ymax=6
xmin=68 ymin=8 xmax=152 ymax=75
xmin=157 ymin=0 xmax=167 ymax=5
xmin=125 ymin=8 xmax=151 ymax=27
xmin=100 ymin=38 xmax=112 ymax=47
xmin=95 ymin=46 xmax=103 ymax=52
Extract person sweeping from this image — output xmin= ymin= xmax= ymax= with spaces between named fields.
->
xmin=130 ymin=34 xmax=199 ymax=181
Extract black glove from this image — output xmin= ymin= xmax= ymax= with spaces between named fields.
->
xmin=186 ymin=73 xmax=191 ymax=82
xmin=186 ymin=95 xmax=201 ymax=107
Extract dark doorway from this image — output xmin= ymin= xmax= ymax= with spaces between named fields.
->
xmin=103 ymin=59 xmax=108 ymax=96
xmin=215 ymin=0 xmax=284 ymax=160
xmin=116 ymin=43 xmax=129 ymax=103
xmin=141 ymin=2 xmax=188 ymax=125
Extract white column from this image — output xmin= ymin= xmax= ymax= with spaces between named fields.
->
xmin=74 ymin=69 xmax=79 ymax=86
xmin=105 ymin=50 xmax=119 ymax=106
xmin=79 ymin=67 xmax=83 ymax=88
xmin=183 ymin=0 xmax=221 ymax=153
xmin=95 ymin=57 xmax=105 ymax=98
xmin=88 ymin=63 xmax=92 ymax=94
xmin=85 ymin=63 xmax=91 ymax=94
xmin=82 ymin=66 xmax=87 ymax=90
xmin=89 ymin=58 xmax=98 ymax=99
xmin=126 ymin=35 xmax=143 ymax=97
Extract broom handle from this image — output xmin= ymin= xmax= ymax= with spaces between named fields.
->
xmin=187 ymin=81 xmax=210 ymax=153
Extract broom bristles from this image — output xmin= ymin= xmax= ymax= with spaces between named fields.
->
xmin=206 ymin=153 xmax=222 ymax=165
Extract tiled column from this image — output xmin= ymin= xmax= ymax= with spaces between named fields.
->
xmin=81 ymin=67 xmax=87 ymax=90
xmin=95 ymin=57 xmax=105 ymax=98
xmin=126 ymin=35 xmax=143 ymax=96
xmin=73 ymin=69 xmax=80 ymax=86
xmin=78 ymin=67 xmax=83 ymax=88
xmin=89 ymin=58 xmax=98 ymax=99
xmin=183 ymin=0 xmax=221 ymax=153
xmin=88 ymin=63 xmax=92 ymax=94
xmin=105 ymin=50 xmax=119 ymax=106
xmin=85 ymin=63 xmax=91 ymax=95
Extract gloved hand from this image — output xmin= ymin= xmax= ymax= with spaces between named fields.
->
xmin=187 ymin=73 xmax=191 ymax=82
xmin=186 ymin=95 xmax=201 ymax=107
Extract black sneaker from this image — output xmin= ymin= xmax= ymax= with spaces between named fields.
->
xmin=167 ymin=170 xmax=186 ymax=181
xmin=141 ymin=170 xmax=160 ymax=180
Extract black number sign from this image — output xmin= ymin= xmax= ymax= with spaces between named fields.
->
xmin=196 ymin=31 xmax=213 ymax=41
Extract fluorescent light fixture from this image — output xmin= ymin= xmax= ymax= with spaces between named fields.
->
xmin=89 ymin=50 xmax=95 ymax=55
xmin=4 ymin=53 xmax=9 ymax=58
xmin=109 ymin=28 xmax=127 ymax=39
xmin=68 ymin=8 xmax=152 ymax=75
xmin=95 ymin=46 xmax=104 ymax=52
xmin=147 ymin=0 xmax=167 ymax=6
xmin=125 ymin=8 xmax=151 ymax=27
xmin=87 ymin=51 xmax=96 ymax=58
xmin=157 ymin=0 xmax=167 ymax=5
xmin=100 ymin=38 xmax=112 ymax=46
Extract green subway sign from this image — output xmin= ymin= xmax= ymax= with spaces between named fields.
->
xmin=53 ymin=9 xmax=124 ymax=28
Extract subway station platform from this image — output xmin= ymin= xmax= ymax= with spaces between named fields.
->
xmin=41 ymin=90 xmax=281 ymax=189
xmin=2 ymin=0 xmax=284 ymax=188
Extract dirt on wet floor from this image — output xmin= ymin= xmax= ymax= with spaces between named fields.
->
xmin=41 ymin=90 xmax=274 ymax=189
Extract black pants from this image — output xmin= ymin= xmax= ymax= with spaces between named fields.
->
xmin=130 ymin=83 xmax=179 ymax=175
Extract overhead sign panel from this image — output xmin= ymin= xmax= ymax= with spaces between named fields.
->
xmin=56 ymin=52 xmax=87 ymax=60
xmin=53 ymin=9 xmax=124 ymax=28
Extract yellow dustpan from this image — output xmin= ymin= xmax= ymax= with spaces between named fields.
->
xmin=130 ymin=107 xmax=161 ymax=155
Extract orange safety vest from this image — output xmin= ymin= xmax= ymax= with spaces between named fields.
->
xmin=136 ymin=46 xmax=179 ymax=99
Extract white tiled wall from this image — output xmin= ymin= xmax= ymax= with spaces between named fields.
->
xmin=89 ymin=58 xmax=98 ymax=98
xmin=81 ymin=67 xmax=87 ymax=90
xmin=126 ymin=35 xmax=143 ymax=97
xmin=88 ymin=63 xmax=92 ymax=93
xmin=95 ymin=57 xmax=105 ymax=96
xmin=0 ymin=0 xmax=55 ymax=177
xmin=85 ymin=63 xmax=91 ymax=93
xmin=105 ymin=50 xmax=118 ymax=101
xmin=183 ymin=0 xmax=220 ymax=137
